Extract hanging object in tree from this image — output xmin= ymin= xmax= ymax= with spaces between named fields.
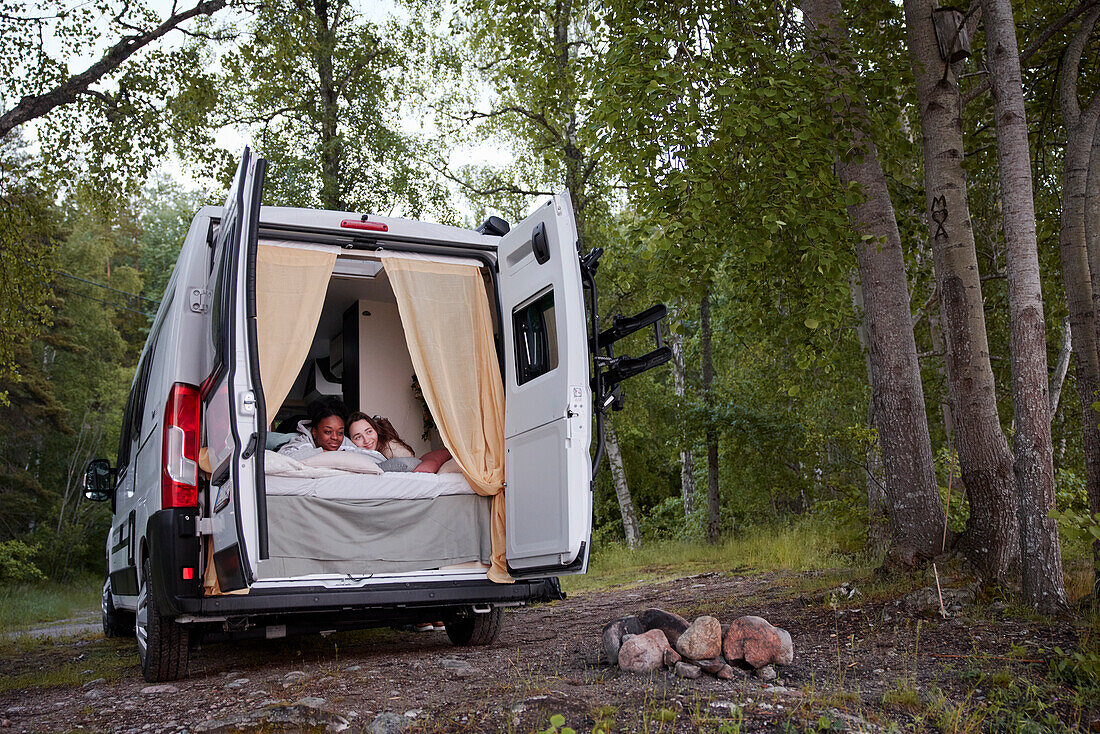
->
xmin=932 ymin=6 xmax=972 ymax=63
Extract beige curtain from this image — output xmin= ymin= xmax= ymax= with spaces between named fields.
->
xmin=256 ymin=245 xmax=337 ymax=419
xmin=381 ymin=255 xmax=511 ymax=584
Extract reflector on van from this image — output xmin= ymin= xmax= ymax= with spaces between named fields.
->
xmin=162 ymin=383 xmax=201 ymax=508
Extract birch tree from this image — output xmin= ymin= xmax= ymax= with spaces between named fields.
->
xmin=802 ymin=0 xmax=947 ymax=567
xmin=980 ymin=0 xmax=1068 ymax=611
xmin=901 ymin=0 xmax=1019 ymax=580
xmin=1056 ymin=4 xmax=1100 ymax=585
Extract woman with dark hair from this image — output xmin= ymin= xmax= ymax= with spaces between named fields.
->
xmin=346 ymin=412 xmax=453 ymax=473
xmin=278 ymin=397 xmax=383 ymax=460
xmin=346 ymin=412 xmax=414 ymax=459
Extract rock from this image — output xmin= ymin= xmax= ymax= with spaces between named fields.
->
xmin=663 ymin=648 xmax=682 ymax=667
xmin=756 ymin=665 xmax=777 ymax=682
xmin=367 ymin=712 xmax=410 ymax=734
xmin=439 ymin=657 xmax=479 ymax=676
xmin=674 ymin=662 xmax=701 ymax=679
xmin=141 ymin=685 xmax=179 ymax=694
xmin=601 ymin=616 xmax=644 ymax=665
xmin=284 ymin=670 xmax=307 ymax=682
xmin=675 ymin=616 xmax=722 ymax=661
xmin=715 ymin=664 xmax=739 ymax=680
xmin=722 ymin=616 xmax=794 ymax=669
xmin=82 ymin=678 xmax=107 ymax=688
xmin=295 ymin=697 xmax=327 ymax=708
xmin=618 ymin=629 xmax=672 ymax=673
xmin=636 ymin=608 xmax=690 ymax=648
xmin=695 ymin=658 xmax=726 ymax=675
xmin=83 ymin=690 xmax=103 ymax=699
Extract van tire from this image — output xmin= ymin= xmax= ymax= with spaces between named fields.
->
xmin=101 ymin=577 xmax=134 ymax=638
xmin=445 ymin=606 xmax=503 ymax=646
xmin=137 ymin=557 xmax=189 ymax=682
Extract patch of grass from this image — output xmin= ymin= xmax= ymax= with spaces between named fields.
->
xmin=0 ymin=637 xmax=135 ymax=693
xmin=881 ymin=680 xmax=920 ymax=711
xmin=563 ymin=519 xmax=855 ymax=594
xmin=0 ymin=575 xmax=100 ymax=633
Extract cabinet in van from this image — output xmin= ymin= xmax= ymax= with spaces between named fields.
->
xmin=83 ymin=148 xmax=670 ymax=682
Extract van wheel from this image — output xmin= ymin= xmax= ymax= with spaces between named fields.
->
xmin=101 ymin=577 xmax=134 ymax=638
xmin=136 ymin=557 xmax=189 ymax=682
xmin=445 ymin=606 xmax=503 ymax=646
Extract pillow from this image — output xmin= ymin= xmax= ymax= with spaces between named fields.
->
xmin=413 ymin=449 xmax=453 ymax=474
xmin=379 ymin=457 xmax=420 ymax=473
xmin=438 ymin=458 xmax=463 ymax=474
xmin=299 ymin=451 xmax=383 ymax=474
xmin=266 ymin=431 xmax=295 ymax=451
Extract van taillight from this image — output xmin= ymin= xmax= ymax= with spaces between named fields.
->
xmin=340 ymin=219 xmax=388 ymax=232
xmin=162 ymin=382 xmax=201 ymax=508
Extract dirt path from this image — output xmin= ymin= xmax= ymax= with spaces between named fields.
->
xmin=0 ymin=570 xmax=1091 ymax=732
xmin=2 ymin=612 xmax=101 ymax=641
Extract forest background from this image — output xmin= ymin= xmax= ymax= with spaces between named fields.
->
xmin=1 ymin=0 xmax=1099 ymax=617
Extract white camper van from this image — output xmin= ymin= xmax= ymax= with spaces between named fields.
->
xmin=84 ymin=149 xmax=669 ymax=682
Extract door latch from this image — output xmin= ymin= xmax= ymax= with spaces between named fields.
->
xmin=189 ymin=288 xmax=212 ymax=314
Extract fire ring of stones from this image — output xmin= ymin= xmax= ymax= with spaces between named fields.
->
xmin=602 ymin=608 xmax=794 ymax=679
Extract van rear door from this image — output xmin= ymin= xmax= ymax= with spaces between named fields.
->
xmin=500 ymin=192 xmax=592 ymax=577
xmin=203 ymin=148 xmax=267 ymax=592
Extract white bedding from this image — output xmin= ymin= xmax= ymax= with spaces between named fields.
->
xmin=264 ymin=450 xmax=476 ymax=500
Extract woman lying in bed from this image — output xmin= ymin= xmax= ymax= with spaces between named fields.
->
xmin=346 ymin=412 xmax=454 ymax=473
xmin=279 ymin=397 xmax=385 ymax=461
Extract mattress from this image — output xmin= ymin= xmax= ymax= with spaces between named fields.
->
xmin=264 ymin=470 xmax=476 ymax=500
xmin=258 ymin=493 xmax=492 ymax=578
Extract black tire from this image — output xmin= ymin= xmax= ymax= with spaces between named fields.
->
xmin=136 ymin=557 xmax=190 ymax=682
xmin=445 ymin=606 xmax=503 ymax=646
xmin=101 ymin=577 xmax=134 ymax=638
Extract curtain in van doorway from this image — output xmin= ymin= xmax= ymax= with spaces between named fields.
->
xmin=257 ymin=245 xmax=337 ymax=419
xmin=381 ymin=254 xmax=511 ymax=584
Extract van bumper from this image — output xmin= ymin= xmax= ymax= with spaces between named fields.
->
xmin=147 ymin=508 xmax=563 ymax=619
xmin=175 ymin=576 xmax=563 ymax=618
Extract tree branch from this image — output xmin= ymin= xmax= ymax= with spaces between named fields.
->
xmin=0 ymin=0 xmax=229 ymax=137
xmin=421 ymin=157 xmax=553 ymax=199
xmin=1058 ymin=2 xmax=1100 ymax=126
xmin=963 ymin=0 xmax=1099 ymax=106
xmin=456 ymin=105 xmax=563 ymax=142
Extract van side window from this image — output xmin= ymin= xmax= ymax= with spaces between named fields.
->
xmin=209 ymin=222 xmax=235 ymax=370
xmin=116 ymin=379 xmax=139 ymax=469
xmin=513 ymin=290 xmax=558 ymax=385
xmin=129 ymin=301 xmax=171 ymax=443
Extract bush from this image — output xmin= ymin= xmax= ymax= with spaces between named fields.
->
xmin=0 ymin=540 xmax=46 ymax=583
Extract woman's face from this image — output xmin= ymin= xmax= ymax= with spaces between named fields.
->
xmin=311 ymin=415 xmax=345 ymax=451
xmin=347 ymin=419 xmax=378 ymax=451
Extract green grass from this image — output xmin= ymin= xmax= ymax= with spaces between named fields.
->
xmin=562 ymin=518 xmax=856 ymax=594
xmin=0 ymin=574 xmax=101 ymax=633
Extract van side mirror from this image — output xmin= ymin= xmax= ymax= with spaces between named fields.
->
xmin=83 ymin=459 xmax=114 ymax=502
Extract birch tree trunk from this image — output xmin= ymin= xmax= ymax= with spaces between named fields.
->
xmin=1049 ymin=317 xmax=1073 ymax=417
xmin=1086 ymin=104 xmax=1100 ymax=587
xmin=981 ymin=0 xmax=1068 ymax=612
xmin=850 ymin=274 xmax=889 ymax=556
xmin=669 ymin=321 xmax=697 ymax=524
xmin=803 ymin=0 xmax=946 ymax=567
xmin=701 ymin=289 xmax=721 ymax=543
xmin=1057 ymin=4 xmax=1100 ymax=588
xmin=604 ymin=419 xmax=640 ymax=549
xmin=901 ymin=0 xmax=1018 ymax=580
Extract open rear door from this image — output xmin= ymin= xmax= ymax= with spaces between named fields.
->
xmin=501 ymin=192 xmax=592 ymax=577
xmin=203 ymin=148 xmax=267 ymax=592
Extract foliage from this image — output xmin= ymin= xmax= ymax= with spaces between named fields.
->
xmin=0 ymin=541 xmax=46 ymax=583
xmin=221 ymin=0 xmax=452 ymax=218
xmin=0 ymin=136 xmax=58 ymax=398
